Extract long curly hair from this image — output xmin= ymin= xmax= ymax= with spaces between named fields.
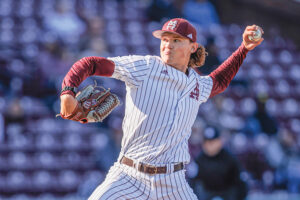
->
xmin=188 ymin=45 xmax=208 ymax=68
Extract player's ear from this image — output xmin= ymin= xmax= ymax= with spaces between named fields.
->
xmin=191 ymin=43 xmax=198 ymax=53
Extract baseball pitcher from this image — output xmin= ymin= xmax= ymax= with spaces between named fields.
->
xmin=59 ymin=18 xmax=263 ymax=199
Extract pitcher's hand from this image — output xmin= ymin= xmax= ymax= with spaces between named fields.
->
xmin=243 ymin=25 xmax=264 ymax=50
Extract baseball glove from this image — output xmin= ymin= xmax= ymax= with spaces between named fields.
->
xmin=57 ymin=81 xmax=120 ymax=123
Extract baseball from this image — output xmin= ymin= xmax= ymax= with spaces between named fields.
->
xmin=248 ymin=28 xmax=262 ymax=42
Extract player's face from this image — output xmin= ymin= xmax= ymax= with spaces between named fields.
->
xmin=160 ymin=33 xmax=194 ymax=73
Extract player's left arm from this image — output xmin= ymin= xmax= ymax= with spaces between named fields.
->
xmin=208 ymin=25 xmax=264 ymax=98
xmin=60 ymin=57 xmax=115 ymax=116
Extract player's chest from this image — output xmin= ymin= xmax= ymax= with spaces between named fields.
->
xmin=144 ymin=71 xmax=202 ymax=106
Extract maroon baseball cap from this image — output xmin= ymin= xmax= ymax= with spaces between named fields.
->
xmin=152 ymin=18 xmax=197 ymax=42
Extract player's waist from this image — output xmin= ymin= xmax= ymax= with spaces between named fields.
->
xmin=119 ymin=156 xmax=184 ymax=175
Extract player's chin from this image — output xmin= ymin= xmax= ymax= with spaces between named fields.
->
xmin=164 ymin=59 xmax=173 ymax=66
xmin=161 ymin=55 xmax=172 ymax=65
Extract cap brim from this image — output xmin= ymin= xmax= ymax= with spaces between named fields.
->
xmin=152 ymin=30 xmax=187 ymax=40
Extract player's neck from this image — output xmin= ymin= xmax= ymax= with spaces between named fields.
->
xmin=167 ymin=62 xmax=189 ymax=74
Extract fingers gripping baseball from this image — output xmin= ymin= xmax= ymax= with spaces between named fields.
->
xmin=243 ymin=25 xmax=264 ymax=51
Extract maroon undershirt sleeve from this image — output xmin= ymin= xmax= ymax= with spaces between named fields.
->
xmin=209 ymin=43 xmax=249 ymax=98
xmin=61 ymin=57 xmax=115 ymax=97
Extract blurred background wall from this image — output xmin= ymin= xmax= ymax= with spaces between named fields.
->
xmin=0 ymin=0 xmax=299 ymax=199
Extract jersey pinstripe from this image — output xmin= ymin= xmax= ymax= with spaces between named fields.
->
xmin=108 ymin=55 xmax=213 ymax=165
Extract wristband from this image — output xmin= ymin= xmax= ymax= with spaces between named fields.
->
xmin=61 ymin=86 xmax=77 ymax=96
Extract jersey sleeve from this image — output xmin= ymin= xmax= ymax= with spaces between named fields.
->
xmin=108 ymin=55 xmax=152 ymax=88
xmin=61 ymin=56 xmax=115 ymax=97
xmin=198 ymin=75 xmax=213 ymax=103
xmin=209 ymin=43 xmax=248 ymax=97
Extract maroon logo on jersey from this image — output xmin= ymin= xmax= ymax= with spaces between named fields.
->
xmin=190 ymin=82 xmax=199 ymax=100
xmin=161 ymin=69 xmax=168 ymax=75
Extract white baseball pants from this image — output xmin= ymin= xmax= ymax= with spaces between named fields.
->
xmin=88 ymin=162 xmax=198 ymax=200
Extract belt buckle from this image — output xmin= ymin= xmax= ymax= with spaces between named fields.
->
xmin=149 ymin=166 xmax=158 ymax=175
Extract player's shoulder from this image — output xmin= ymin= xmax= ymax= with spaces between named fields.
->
xmin=190 ymin=68 xmax=213 ymax=82
xmin=130 ymin=55 xmax=164 ymax=66
xmin=109 ymin=54 xmax=157 ymax=64
xmin=151 ymin=55 xmax=163 ymax=62
xmin=135 ymin=55 xmax=162 ymax=62
xmin=150 ymin=55 xmax=166 ymax=66
xmin=108 ymin=54 xmax=143 ymax=61
xmin=190 ymin=68 xmax=204 ymax=76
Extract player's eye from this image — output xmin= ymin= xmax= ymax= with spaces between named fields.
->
xmin=174 ymin=39 xmax=179 ymax=42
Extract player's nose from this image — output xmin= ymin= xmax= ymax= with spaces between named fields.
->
xmin=164 ymin=41 xmax=174 ymax=49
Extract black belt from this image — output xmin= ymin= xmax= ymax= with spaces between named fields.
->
xmin=120 ymin=156 xmax=184 ymax=175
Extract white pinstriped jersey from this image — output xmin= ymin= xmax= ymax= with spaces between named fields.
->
xmin=109 ymin=55 xmax=213 ymax=165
